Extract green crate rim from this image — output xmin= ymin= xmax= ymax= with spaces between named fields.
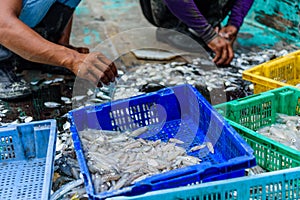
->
xmin=227 ymin=119 xmax=300 ymax=162
xmin=214 ymin=86 xmax=300 ymax=168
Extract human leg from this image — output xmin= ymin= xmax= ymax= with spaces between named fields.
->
xmin=140 ymin=0 xmax=208 ymax=52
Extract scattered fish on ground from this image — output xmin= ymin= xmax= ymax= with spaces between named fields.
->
xmin=44 ymin=102 xmax=61 ymax=108
xmin=131 ymin=49 xmax=186 ymax=60
xmin=65 ymin=49 xmax=291 ymax=107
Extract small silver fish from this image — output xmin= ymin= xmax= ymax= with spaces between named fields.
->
xmin=72 ymin=95 xmax=86 ymax=101
xmin=189 ymin=144 xmax=207 ymax=152
xmin=206 ymin=142 xmax=214 ymax=154
xmin=96 ymin=92 xmax=111 ymax=100
xmin=87 ymin=89 xmax=94 ymax=96
xmin=43 ymin=80 xmax=53 ymax=85
xmin=44 ymin=102 xmax=61 ymax=108
xmin=53 ymin=78 xmax=64 ymax=83
xmin=169 ymin=138 xmax=185 ymax=144
xmin=24 ymin=116 xmax=33 ymax=123
xmin=224 ymin=86 xmax=237 ymax=92
xmin=128 ymin=126 xmax=149 ymax=137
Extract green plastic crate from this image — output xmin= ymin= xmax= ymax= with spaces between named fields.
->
xmin=214 ymin=86 xmax=300 ymax=171
xmin=108 ymin=167 xmax=300 ymax=200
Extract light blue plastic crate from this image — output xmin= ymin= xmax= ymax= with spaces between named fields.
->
xmin=0 ymin=119 xmax=57 ymax=200
xmin=108 ymin=167 xmax=300 ymax=200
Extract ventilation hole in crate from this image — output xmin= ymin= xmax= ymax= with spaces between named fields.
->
xmin=0 ymin=136 xmax=15 ymax=160
xmin=150 ymin=110 xmax=154 ymax=116
xmin=224 ymin=189 xmax=238 ymax=199
xmin=250 ymin=185 xmax=263 ymax=197
xmin=117 ymin=118 xmax=121 ymax=125
xmin=149 ymin=118 xmax=155 ymax=124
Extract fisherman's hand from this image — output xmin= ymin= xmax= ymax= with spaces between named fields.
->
xmin=71 ymin=52 xmax=118 ymax=87
xmin=207 ymin=35 xmax=234 ymax=65
xmin=218 ymin=25 xmax=238 ymax=45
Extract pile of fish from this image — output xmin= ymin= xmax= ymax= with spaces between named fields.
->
xmin=70 ymin=49 xmax=291 ymax=107
xmin=79 ymin=128 xmax=207 ymax=194
xmin=257 ymin=113 xmax=300 ymax=150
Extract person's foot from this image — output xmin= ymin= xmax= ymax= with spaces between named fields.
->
xmin=0 ymin=66 xmax=32 ymax=101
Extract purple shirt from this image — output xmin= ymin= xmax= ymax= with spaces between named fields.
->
xmin=163 ymin=0 xmax=254 ymax=43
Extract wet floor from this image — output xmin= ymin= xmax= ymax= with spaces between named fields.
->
xmin=0 ymin=0 xmax=298 ymax=198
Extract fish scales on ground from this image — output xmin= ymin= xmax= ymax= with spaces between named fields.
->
xmin=79 ymin=128 xmax=204 ymax=194
xmin=72 ymin=49 xmax=290 ymax=107
xmin=110 ymin=49 xmax=290 ymax=102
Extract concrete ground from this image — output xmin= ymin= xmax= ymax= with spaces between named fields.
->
xmin=70 ymin=0 xmax=204 ymax=67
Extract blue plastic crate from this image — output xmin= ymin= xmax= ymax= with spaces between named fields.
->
xmin=0 ymin=119 xmax=57 ymax=200
xmin=109 ymin=167 xmax=300 ymax=200
xmin=68 ymin=84 xmax=256 ymax=199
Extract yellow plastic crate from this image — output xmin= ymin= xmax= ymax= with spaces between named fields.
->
xmin=242 ymin=50 xmax=300 ymax=94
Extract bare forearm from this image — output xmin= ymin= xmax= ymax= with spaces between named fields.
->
xmin=0 ymin=17 xmax=80 ymax=70
xmin=0 ymin=0 xmax=118 ymax=86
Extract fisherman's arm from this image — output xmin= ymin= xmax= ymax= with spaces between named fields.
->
xmin=228 ymin=0 xmax=254 ymax=30
xmin=0 ymin=0 xmax=117 ymax=85
xmin=219 ymin=0 xmax=254 ymax=44
xmin=163 ymin=0 xmax=233 ymax=65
